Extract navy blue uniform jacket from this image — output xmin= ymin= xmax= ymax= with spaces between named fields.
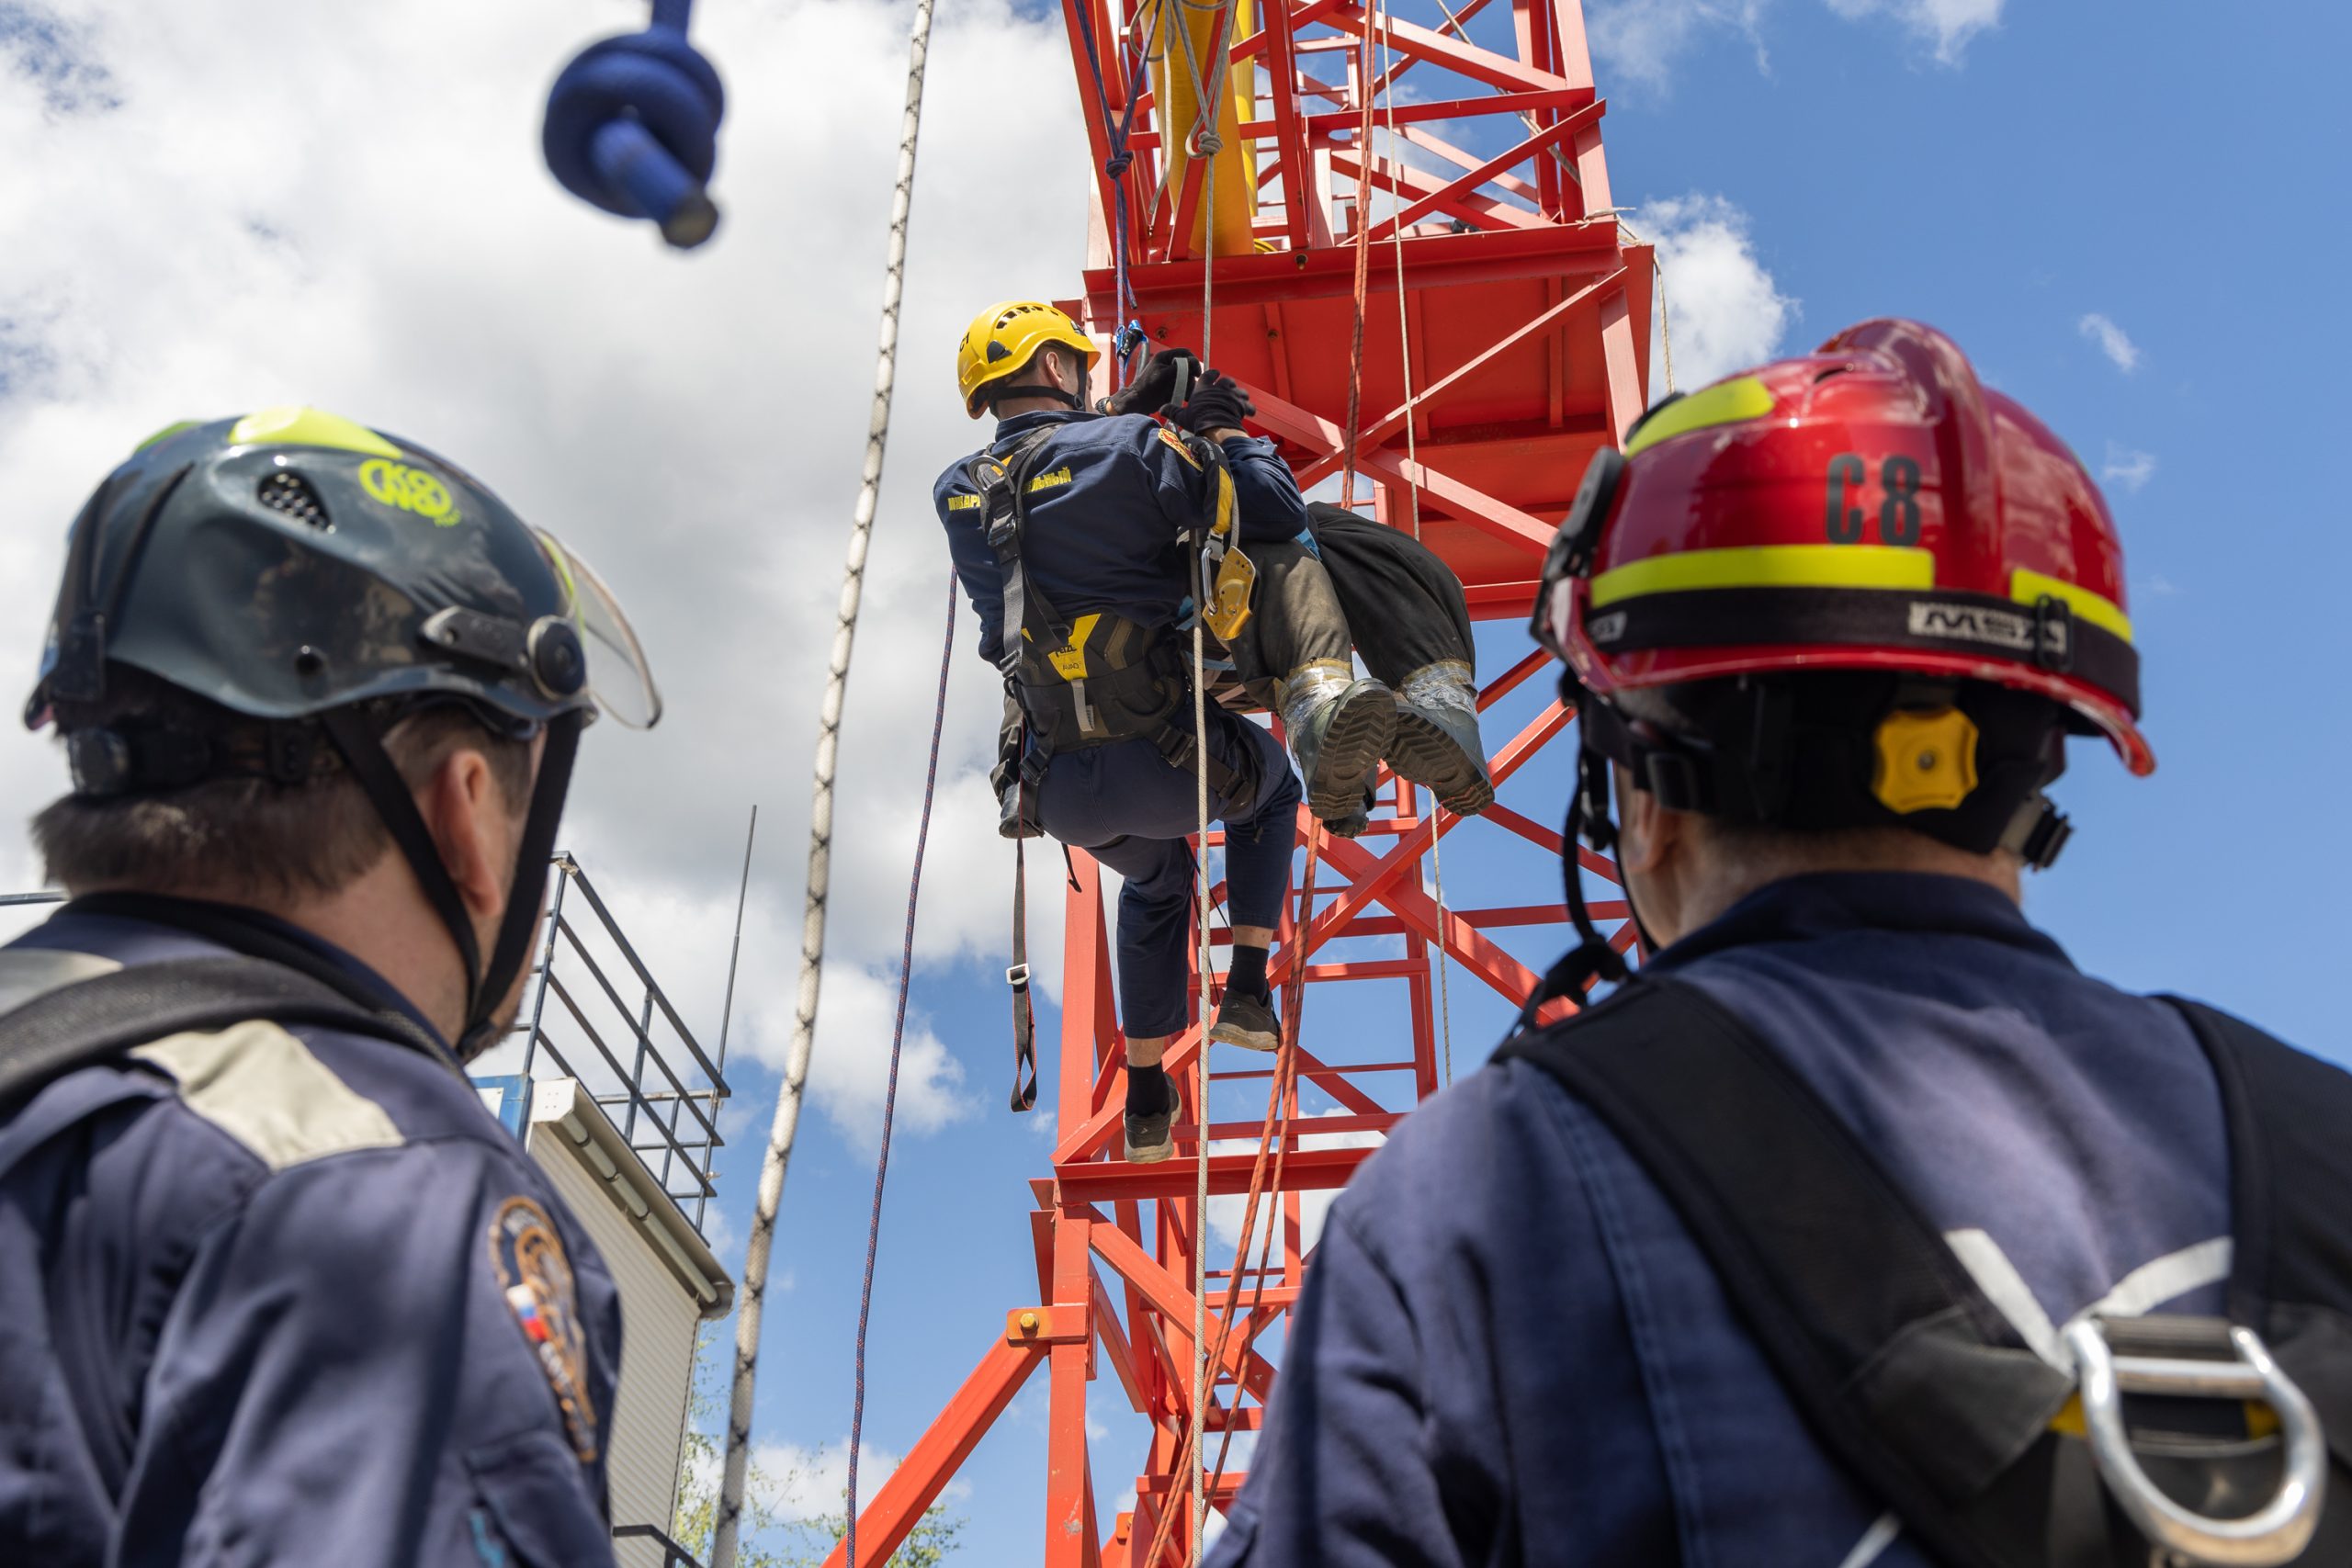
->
xmin=933 ymin=409 xmax=1309 ymax=668
xmin=1208 ymin=873 xmax=2278 ymax=1568
xmin=0 ymin=899 xmax=622 ymax=1567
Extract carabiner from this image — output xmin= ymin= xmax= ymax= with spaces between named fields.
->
xmin=2062 ymin=1314 xmax=2327 ymax=1566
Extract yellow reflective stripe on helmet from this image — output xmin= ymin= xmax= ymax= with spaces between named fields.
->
xmin=227 ymin=405 xmax=402 ymax=459
xmin=2010 ymin=568 xmax=2132 ymax=644
xmin=1623 ymin=376 xmax=1777 ymax=458
xmin=1589 ymin=545 xmax=1935 ymax=607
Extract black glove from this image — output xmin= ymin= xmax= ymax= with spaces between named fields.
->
xmin=1169 ymin=368 xmax=1255 ymax=435
xmin=1099 ymin=347 xmax=1201 ymax=417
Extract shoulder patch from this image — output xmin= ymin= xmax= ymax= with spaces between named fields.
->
xmin=132 ymin=1020 xmax=403 ymax=1170
xmin=1025 ymin=465 xmax=1075 ymax=493
xmin=0 ymin=946 xmax=121 ymax=1015
xmin=491 ymin=1196 xmax=600 ymax=1463
xmin=945 ymin=491 xmax=984 ymax=511
xmin=1157 ymin=426 xmax=1202 ymax=469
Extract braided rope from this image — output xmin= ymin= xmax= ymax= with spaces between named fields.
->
xmin=843 ymin=573 xmax=956 ymax=1568
xmin=1369 ymin=0 xmax=1454 ymax=1086
xmin=710 ymin=0 xmax=935 ymax=1558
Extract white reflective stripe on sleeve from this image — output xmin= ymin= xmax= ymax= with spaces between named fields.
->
xmin=1834 ymin=1511 xmax=1903 ymax=1568
xmin=2087 ymin=1235 xmax=2232 ymax=1320
xmin=1945 ymin=1229 xmax=2237 ymax=1373
xmin=1944 ymin=1226 xmax=2066 ymax=1368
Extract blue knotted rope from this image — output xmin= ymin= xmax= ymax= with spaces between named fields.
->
xmin=542 ymin=0 xmax=726 ymax=249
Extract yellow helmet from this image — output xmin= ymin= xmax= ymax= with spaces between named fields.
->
xmin=956 ymin=299 xmax=1101 ymax=418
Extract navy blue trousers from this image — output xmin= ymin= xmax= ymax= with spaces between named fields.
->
xmin=1038 ymin=716 xmax=1299 ymax=1038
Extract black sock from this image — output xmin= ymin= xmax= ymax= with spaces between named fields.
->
xmin=1227 ymin=943 xmax=1270 ymax=1001
xmin=1126 ymin=1062 xmax=1171 ymax=1117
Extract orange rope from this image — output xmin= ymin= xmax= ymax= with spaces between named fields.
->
xmin=1140 ymin=825 xmax=1321 ymax=1568
xmin=1339 ymin=25 xmax=1376 ymax=510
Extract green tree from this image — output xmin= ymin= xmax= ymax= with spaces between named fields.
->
xmin=666 ymin=1329 xmax=962 ymax=1568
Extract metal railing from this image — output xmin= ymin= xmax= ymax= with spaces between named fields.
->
xmin=510 ymin=852 xmax=731 ymax=1235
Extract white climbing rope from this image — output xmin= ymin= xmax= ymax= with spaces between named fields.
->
xmin=1190 ymin=90 xmax=1219 ymax=1568
xmin=710 ymin=0 xmax=936 ymax=1560
xmin=1373 ymin=0 xmax=1455 ymax=1087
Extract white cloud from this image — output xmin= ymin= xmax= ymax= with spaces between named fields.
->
xmin=1638 ymin=195 xmax=1799 ymax=392
xmin=2078 ymin=312 xmax=2142 ymax=372
xmin=1822 ymin=0 xmax=2004 ymax=62
xmin=2102 ymin=444 xmax=2157 ymax=494
xmin=0 ymin=0 xmax=1082 ymax=1128
xmin=1206 ymin=1111 xmax=1385 ymax=1258
xmin=752 ymin=1435 xmax=901 ymax=1524
xmin=1587 ymin=1 xmax=1770 ymax=91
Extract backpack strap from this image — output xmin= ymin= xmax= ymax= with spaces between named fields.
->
xmin=975 ymin=425 xmax=1067 ymax=672
xmin=1495 ymin=978 xmax=2072 ymax=1568
xmin=2165 ymin=997 xmax=2352 ymax=1476
xmin=0 ymin=954 xmax=449 ymax=1115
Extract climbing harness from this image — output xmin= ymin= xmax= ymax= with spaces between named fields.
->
xmin=842 ymin=572 xmax=958 ymax=1568
xmin=542 ymin=0 xmax=726 ymax=249
xmin=971 ymin=408 xmax=1254 ymax=1116
xmin=1496 ymin=979 xmax=2352 ymax=1568
xmin=710 ymin=0 xmax=937 ymax=1554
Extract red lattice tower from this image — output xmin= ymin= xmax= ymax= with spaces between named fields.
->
xmin=829 ymin=1 xmax=1649 ymax=1562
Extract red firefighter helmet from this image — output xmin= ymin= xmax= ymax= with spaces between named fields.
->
xmin=1535 ymin=318 xmax=2153 ymax=777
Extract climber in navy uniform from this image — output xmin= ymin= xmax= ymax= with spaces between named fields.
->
xmin=0 ymin=409 xmax=666 ymax=1566
xmin=1207 ymin=322 xmax=2352 ymax=1566
xmin=938 ymin=301 xmax=1334 ymax=1161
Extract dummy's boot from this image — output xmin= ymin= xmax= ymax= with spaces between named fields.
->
xmin=1324 ymin=771 xmax=1378 ymax=840
xmin=1283 ymin=660 xmax=1396 ymax=824
xmin=1387 ymin=660 xmax=1493 ymax=815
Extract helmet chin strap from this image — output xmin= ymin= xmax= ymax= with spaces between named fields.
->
xmin=322 ymin=707 xmax=584 ymax=1061
xmin=1512 ymin=734 xmax=1653 ymax=1033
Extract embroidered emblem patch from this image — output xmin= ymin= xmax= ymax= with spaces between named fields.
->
xmin=1157 ymin=426 xmax=1202 ymax=468
xmin=489 ymin=1196 xmax=598 ymax=1462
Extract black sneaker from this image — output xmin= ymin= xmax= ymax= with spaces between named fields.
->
xmin=1125 ymin=1077 xmax=1176 ymax=1164
xmin=1209 ymin=987 xmax=1282 ymax=1053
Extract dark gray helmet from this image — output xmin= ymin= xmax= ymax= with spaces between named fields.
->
xmin=28 ymin=404 xmax=657 ymax=735
xmin=26 ymin=405 xmax=662 ymax=1056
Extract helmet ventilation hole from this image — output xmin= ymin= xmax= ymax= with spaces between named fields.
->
xmin=257 ymin=470 xmax=331 ymax=529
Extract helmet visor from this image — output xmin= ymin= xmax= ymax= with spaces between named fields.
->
xmin=536 ymin=530 xmax=662 ymax=729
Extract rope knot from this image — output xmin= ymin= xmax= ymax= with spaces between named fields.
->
xmin=542 ymin=7 xmax=726 ymax=249
xmin=1104 ymin=151 xmax=1134 ymax=177
xmin=1188 ymin=128 xmax=1225 ymax=157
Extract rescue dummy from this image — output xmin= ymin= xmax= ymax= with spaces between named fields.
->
xmin=0 ymin=409 xmax=661 ymax=1566
xmin=1208 ymin=321 xmax=2352 ymax=1568
xmin=1103 ymin=345 xmax=1493 ymax=827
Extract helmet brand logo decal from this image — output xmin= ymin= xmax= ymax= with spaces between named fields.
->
xmin=1588 ymin=611 xmax=1628 ymax=644
xmin=1908 ymin=601 xmax=2036 ymax=653
xmin=359 ymin=458 xmax=462 ymax=526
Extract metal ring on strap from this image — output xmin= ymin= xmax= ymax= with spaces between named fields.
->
xmin=2062 ymin=1315 xmax=2328 ymax=1566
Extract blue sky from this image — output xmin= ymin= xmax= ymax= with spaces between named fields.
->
xmin=4 ymin=1 xmax=2349 ymax=1562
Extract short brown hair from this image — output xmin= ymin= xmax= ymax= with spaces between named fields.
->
xmin=33 ymin=670 xmax=533 ymax=902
